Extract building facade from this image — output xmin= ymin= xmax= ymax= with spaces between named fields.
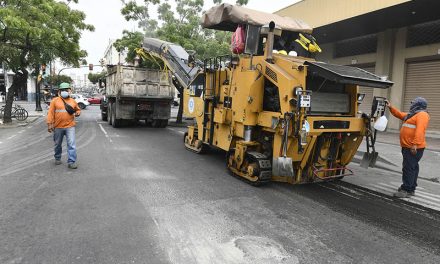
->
xmin=0 ymin=65 xmax=14 ymax=103
xmin=102 ymin=39 xmax=127 ymax=66
xmin=276 ymin=0 xmax=440 ymax=133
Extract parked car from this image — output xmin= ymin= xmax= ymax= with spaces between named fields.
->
xmin=70 ymin=94 xmax=90 ymax=109
xmin=88 ymin=96 xmax=103 ymax=104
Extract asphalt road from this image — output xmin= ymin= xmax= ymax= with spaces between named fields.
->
xmin=1 ymin=105 xmax=439 ymax=264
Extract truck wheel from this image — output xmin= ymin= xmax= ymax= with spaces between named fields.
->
xmin=107 ymin=103 xmax=113 ymax=125
xmin=160 ymin=119 xmax=168 ymax=128
xmin=112 ymin=103 xmax=122 ymax=128
xmin=152 ymin=119 xmax=161 ymax=128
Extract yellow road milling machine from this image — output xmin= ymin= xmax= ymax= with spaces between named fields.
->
xmin=141 ymin=4 xmax=393 ymax=185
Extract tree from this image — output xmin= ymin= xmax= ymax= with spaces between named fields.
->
xmin=88 ymin=72 xmax=106 ymax=84
xmin=0 ymin=0 xmax=94 ymax=123
xmin=119 ymin=0 xmax=248 ymax=122
xmin=45 ymin=74 xmax=73 ymax=86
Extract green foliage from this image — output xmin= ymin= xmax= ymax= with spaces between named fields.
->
xmin=213 ymin=0 xmax=249 ymax=5
xmin=117 ymin=0 xmax=251 ymax=61
xmin=88 ymin=72 xmax=107 ymax=84
xmin=0 ymin=0 xmax=94 ymax=71
xmin=45 ymin=74 xmax=73 ymax=85
xmin=114 ymin=30 xmax=144 ymax=63
xmin=0 ymin=0 xmax=93 ymax=122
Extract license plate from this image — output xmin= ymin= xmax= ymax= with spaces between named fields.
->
xmin=137 ymin=103 xmax=152 ymax=111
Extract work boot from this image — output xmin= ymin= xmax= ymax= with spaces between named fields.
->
xmin=393 ymin=188 xmax=412 ymax=198
xmin=398 ymin=187 xmax=415 ymax=196
xmin=55 ymin=160 xmax=62 ymax=165
xmin=68 ymin=163 xmax=78 ymax=169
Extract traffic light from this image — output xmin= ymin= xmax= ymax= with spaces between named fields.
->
xmin=88 ymin=64 xmax=93 ymax=71
xmin=0 ymin=74 xmax=5 ymax=94
xmin=41 ymin=64 xmax=46 ymax=75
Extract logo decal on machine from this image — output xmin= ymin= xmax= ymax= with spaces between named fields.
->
xmin=188 ymin=98 xmax=195 ymax=114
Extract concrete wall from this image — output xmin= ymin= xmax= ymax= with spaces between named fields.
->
xmin=315 ymin=27 xmax=440 ymax=131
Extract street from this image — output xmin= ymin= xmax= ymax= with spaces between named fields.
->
xmin=1 ymin=106 xmax=440 ymax=264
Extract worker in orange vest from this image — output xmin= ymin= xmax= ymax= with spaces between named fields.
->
xmin=386 ymin=97 xmax=430 ymax=198
xmin=47 ymin=82 xmax=81 ymax=169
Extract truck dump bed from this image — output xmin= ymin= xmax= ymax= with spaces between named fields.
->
xmin=106 ymin=65 xmax=174 ymax=99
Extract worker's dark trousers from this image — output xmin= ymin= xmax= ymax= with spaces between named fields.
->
xmin=401 ymin=147 xmax=424 ymax=192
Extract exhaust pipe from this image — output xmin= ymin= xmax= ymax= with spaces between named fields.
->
xmin=265 ymin=21 xmax=275 ymax=62
xmin=261 ymin=21 xmax=281 ymax=64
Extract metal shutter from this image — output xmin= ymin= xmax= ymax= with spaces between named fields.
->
xmin=404 ymin=60 xmax=440 ymax=130
xmin=357 ymin=66 xmax=376 ymax=115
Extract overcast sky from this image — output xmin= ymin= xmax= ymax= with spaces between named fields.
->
xmin=64 ymin=0 xmax=299 ymax=77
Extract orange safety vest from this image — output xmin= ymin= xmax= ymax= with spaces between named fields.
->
xmin=46 ymin=97 xmax=80 ymax=128
xmin=389 ymin=106 xmax=430 ymax=149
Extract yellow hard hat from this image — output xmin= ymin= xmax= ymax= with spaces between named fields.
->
xmin=279 ymin=50 xmax=287 ymax=55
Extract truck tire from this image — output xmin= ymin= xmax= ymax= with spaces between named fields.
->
xmin=151 ymin=119 xmax=160 ymax=128
xmin=112 ymin=103 xmax=122 ymax=128
xmin=107 ymin=103 xmax=113 ymax=125
xmin=160 ymin=119 xmax=168 ymax=128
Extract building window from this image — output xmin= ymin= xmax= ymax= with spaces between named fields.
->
xmin=334 ymin=34 xmax=377 ymax=58
xmin=407 ymin=20 xmax=440 ymax=48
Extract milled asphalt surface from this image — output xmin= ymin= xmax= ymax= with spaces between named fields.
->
xmin=0 ymin=105 xmax=440 ymax=264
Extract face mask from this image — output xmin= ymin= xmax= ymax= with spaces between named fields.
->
xmin=60 ymin=91 xmax=69 ymax=98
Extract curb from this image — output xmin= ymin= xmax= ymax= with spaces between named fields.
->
xmin=355 ymin=150 xmax=398 ymax=167
xmin=375 ymin=140 xmax=440 ymax=153
xmin=0 ymin=116 xmax=41 ymax=128
xmin=351 ymin=156 xmax=440 ymax=184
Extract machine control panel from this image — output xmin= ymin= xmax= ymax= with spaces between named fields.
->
xmin=371 ymin=96 xmax=387 ymax=117
xmin=294 ymin=87 xmax=312 ymax=109
xmin=300 ymin=95 xmax=311 ymax=108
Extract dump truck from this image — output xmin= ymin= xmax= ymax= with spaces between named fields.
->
xmin=140 ymin=4 xmax=392 ymax=185
xmin=101 ymin=65 xmax=174 ymax=128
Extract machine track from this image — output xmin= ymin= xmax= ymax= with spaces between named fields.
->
xmin=227 ymin=151 xmax=272 ymax=186
xmin=183 ymin=132 xmax=209 ymax=154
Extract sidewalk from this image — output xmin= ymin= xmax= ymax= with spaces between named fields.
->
xmin=354 ymin=132 xmax=440 ymax=183
xmin=0 ymin=100 xmax=46 ymax=128
xmin=348 ymin=131 xmax=440 ymax=212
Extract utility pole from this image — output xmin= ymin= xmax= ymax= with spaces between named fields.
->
xmin=1 ymin=62 xmax=7 ymax=103
xmin=35 ymin=65 xmax=42 ymax=111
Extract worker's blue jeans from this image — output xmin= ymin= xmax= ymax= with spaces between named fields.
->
xmin=401 ymin=147 xmax=424 ymax=192
xmin=53 ymin=127 xmax=77 ymax=164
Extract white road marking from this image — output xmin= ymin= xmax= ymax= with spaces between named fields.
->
xmin=368 ymin=182 xmax=440 ymax=211
xmin=389 ymin=181 xmax=426 ymax=191
xmin=318 ymin=184 xmax=360 ymax=200
xmin=7 ymin=135 xmax=16 ymax=140
xmin=0 ymin=141 xmax=2 ymax=144
xmin=18 ymin=130 xmax=24 ymax=133
xmin=98 ymin=123 xmax=113 ymax=143
xmin=328 ymin=183 xmax=363 ymax=196
xmin=99 ymin=123 xmax=108 ymax=136
xmin=167 ymin=127 xmax=185 ymax=135
xmin=348 ymin=186 xmax=394 ymax=201
xmin=153 ymin=218 xmax=159 ymax=227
